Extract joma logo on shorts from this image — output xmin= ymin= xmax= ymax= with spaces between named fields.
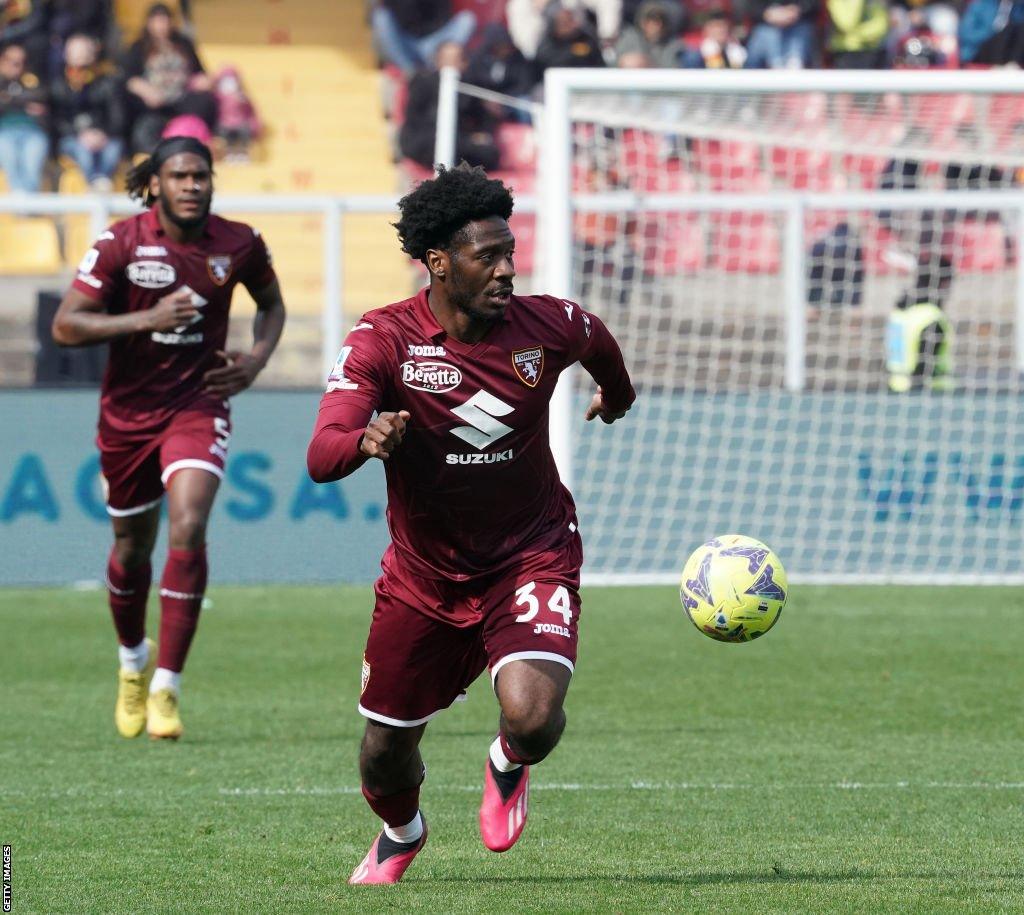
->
xmin=445 ymin=449 xmax=514 ymax=465
xmin=401 ymin=360 xmax=462 ymax=393
xmin=533 ymin=622 xmax=570 ymax=638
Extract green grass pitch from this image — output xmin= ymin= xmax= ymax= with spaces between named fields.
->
xmin=3 ymin=584 xmax=1023 ymax=913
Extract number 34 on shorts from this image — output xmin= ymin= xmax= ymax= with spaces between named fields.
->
xmin=513 ymin=581 xmax=575 ymax=639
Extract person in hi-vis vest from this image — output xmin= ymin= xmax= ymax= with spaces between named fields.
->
xmin=886 ymin=253 xmax=954 ymax=393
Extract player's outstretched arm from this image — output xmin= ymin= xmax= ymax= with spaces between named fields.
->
xmin=359 ymin=410 xmax=411 ymax=461
xmin=52 ymin=287 xmax=198 ymax=347
xmin=203 ymin=276 xmax=286 ymax=397
xmin=585 ymin=386 xmax=631 ymax=425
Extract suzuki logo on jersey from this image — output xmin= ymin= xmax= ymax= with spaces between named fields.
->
xmin=512 ymin=347 xmax=544 ymax=388
xmin=127 ymin=260 xmax=176 ymax=289
xmin=450 ymin=390 xmax=514 ymax=451
xmin=207 ymin=255 xmax=233 ymax=286
xmin=445 ymin=449 xmax=515 ymax=465
xmin=401 ymin=360 xmax=462 ymax=393
xmin=407 ymin=344 xmax=446 ymax=357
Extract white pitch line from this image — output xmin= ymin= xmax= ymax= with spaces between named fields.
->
xmin=217 ymin=781 xmax=1024 ymax=797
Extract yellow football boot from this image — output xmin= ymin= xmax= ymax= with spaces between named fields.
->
xmin=147 ymin=687 xmax=184 ymax=740
xmin=115 ymin=638 xmax=156 ymax=738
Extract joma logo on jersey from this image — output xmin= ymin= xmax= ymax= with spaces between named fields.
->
xmin=512 ymin=347 xmax=544 ymax=387
xmin=407 ymin=344 xmax=446 ymax=357
xmin=445 ymin=449 xmax=514 ymax=465
xmin=127 ymin=260 xmax=176 ymax=288
xmin=401 ymin=360 xmax=462 ymax=393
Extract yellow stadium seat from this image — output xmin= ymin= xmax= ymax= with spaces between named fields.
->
xmin=0 ymin=217 xmax=63 ymax=274
xmin=58 ymin=157 xmax=89 ymax=196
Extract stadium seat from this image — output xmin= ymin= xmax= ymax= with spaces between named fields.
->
xmin=450 ymin=0 xmax=508 ymax=43
xmin=637 ymin=213 xmax=706 ymax=275
xmin=0 ymin=217 xmax=62 ymax=274
xmin=496 ymin=122 xmax=536 ymax=173
xmin=770 ymin=145 xmax=838 ymax=191
xmin=508 ymin=212 xmax=535 ymax=275
xmin=711 ymin=213 xmax=781 ymax=274
xmin=952 ymin=217 xmax=1009 ymax=272
xmin=692 ymin=139 xmax=765 ymax=192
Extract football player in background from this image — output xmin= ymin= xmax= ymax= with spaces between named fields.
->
xmin=52 ymin=136 xmax=286 ymax=740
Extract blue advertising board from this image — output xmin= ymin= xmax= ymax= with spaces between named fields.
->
xmin=0 ymin=390 xmax=389 ymax=585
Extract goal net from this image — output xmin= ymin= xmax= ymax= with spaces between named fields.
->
xmin=540 ymin=71 xmax=1024 ymax=584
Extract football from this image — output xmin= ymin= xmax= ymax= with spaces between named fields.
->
xmin=679 ymin=535 xmax=788 ymax=642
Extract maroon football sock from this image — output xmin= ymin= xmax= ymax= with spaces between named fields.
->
xmin=156 ymin=547 xmax=208 ymax=672
xmin=361 ymin=784 xmax=421 ymax=829
xmin=499 ymin=731 xmax=531 ymax=767
xmin=106 ymin=550 xmax=150 ymax=647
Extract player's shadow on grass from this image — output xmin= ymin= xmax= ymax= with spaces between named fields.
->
xmin=427 ymin=869 xmax=1021 ymax=886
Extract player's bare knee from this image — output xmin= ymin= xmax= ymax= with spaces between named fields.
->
xmin=168 ymin=514 xmax=208 ymax=550
xmin=502 ymin=703 xmax=566 ymax=763
xmin=359 ymin=723 xmax=422 ymax=791
xmin=112 ymin=533 xmax=152 ymax=569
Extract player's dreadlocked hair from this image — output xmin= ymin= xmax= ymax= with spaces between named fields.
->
xmin=393 ymin=163 xmax=514 ymax=262
xmin=126 ymin=136 xmax=213 ymax=207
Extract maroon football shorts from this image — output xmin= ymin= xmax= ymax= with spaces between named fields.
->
xmin=98 ymin=408 xmax=232 ymax=516
xmin=358 ymin=534 xmax=583 ymax=727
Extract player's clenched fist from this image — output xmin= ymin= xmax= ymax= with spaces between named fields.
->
xmin=585 ymin=386 xmax=630 ymax=424
xmin=360 ymin=410 xmax=411 ymax=460
xmin=145 ymin=287 xmax=199 ymax=332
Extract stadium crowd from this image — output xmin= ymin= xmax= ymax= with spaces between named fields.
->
xmin=379 ymin=0 xmax=1024 ymax=169
xmin=0 ymin=1 xmax=258 ymax=193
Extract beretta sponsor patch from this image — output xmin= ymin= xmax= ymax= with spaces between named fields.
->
xmin=126 ymin=261 xmax=176 ymax=288
xmin=400 ymin=360 xmax=462 ymax=393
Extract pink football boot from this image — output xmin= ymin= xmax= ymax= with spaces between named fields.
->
xmin=479 ymin=760 xmax=530 ymax=852
xmin=348 ymin=819 xmax=428 ymax=885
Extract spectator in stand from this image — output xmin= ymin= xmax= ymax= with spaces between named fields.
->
xmin=399 ymin=41 xmax=500 ymax=171
xmin=212 ymin=66 xmax=261 ymax=162
xmin=372 ymin=0 xmax=477 ymax=74
xmin=0 ymin=0 xmax=47 ymax=76
xmin=122 ymin=3 xmax=216 ymax=154
xmin=826 ymin=0 xmax=890 ymax=67
xmin=743 ymin=0 xmax=819 ymax=68
xmin=464 ymin=24 xmax=537 ymax=121
xmin=51 ymin=33 xmax=124 ymax=190
xmin=46 ymin=0 xmax=112 ymax=79
xmin=0 ymin=41 xmax=48 ymax=191
xmin=533 ymin=4 xmax=607 ymax=79
xmin=679 ymin=6 xmax=747 ymax=66
xmin=507 ymin=0 xmax=623 ymax=59
xmin=615 ymin=0 xmax=685 ymax=67
xmin=959 ymin=0 xmax=1024 ymax=65
xmin=888 ymin=0 xmax=959 ymax=64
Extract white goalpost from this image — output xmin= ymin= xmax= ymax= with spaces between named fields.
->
xmin=538 ymin=69 xmax=1024 ymax=585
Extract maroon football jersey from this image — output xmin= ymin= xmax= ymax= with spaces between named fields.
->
xmin=307 ymin=288 xmax=635 ymax=586
xmin=71 ymin=207 xmax=276 ymax=434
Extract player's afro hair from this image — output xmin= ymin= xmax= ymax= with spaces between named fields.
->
xmin=393 ymin=163 xmax=514 ymax=262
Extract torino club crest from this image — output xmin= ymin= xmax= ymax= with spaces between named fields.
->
xmin=207 ymin=255 xmax=233 ymax=286
xmin=512 ymin=346 xmax=544 ymax=388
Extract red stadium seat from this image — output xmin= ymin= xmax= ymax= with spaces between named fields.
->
xmin=711 ymin=213 xmax=781 ymax=273
xmin=640 ymin=214 xmax=706 ymax=275
xmin=952 ymin=218 xmax=1008 ymax=272
xmin=495 ymin=122 xmax=536 ymax=173
xmin=508 ymin=211 xmax=536 ymax=275
xmin=692 ymin=139 xmax=764 ymax=192
xmin=843 ymin=153 xmax=889 ymax=189
xmin=770 ymin=144 xmax=839 ymax=191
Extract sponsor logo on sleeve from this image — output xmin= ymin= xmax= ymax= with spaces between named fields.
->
xmin=581 ymin=312 xmax=592 ymax=338
xmin=401 ymin=360 xmax=462 ymax=393
xmin=207 ymin=254 xmax=233 ymax=286
xmin=77 ymin=248 xmax=101 ymax=287
xmin=512 ymin=347 xmax=544 ymax=388
xmin=127 ymin=261 xmax=176 ymax=289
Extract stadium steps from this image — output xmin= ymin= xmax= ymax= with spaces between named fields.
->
xmin=191 ymin=0 xmax=409 ymax=352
